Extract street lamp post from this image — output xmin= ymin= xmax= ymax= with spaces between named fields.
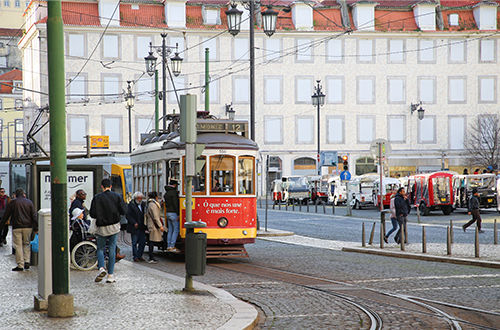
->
xmin=225 ymin=2 xmax=278 ymax=141
xmin=144 ymin=35 xmax=183 ymax=132
xmin=125 ymin=81 xmax=135 ymax=153
xmin=311 ymin=80 xmax=325 ymax=175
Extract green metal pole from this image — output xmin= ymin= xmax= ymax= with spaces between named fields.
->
xmin=205 ymin=48 xmax=209 ymax=113
xmin=47 ymin=0 xmax=69 ymax=296
xmin=155 ymin=69 xmax=159 ymax=133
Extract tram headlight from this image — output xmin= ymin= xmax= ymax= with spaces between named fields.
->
xmin=217 ymin=217 xmax=228 ymax=228
xmin=242 ymin=230 xmax=248 ymax=235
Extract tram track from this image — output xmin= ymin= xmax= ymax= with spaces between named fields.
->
xmin=208 ymin=260 xmax=500 ymax=330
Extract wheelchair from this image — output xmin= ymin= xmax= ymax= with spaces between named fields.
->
xmin=70 ymin=218 xmax=98 ymax=271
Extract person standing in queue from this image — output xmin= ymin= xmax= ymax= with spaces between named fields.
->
xmin=164 ymin=181 xmax=180 ymax=253
xmin=126 ymin=191 xmax=147 ymax=262
xmin=394 ymin=187 xmax=410 ymax=244
xmin=90 ymin=179 xmax=127 ymax=283
xmin=145 ymin=191 xmax=164 ymax=264
xmin=0 ymin=188 xmax=12 ymax=247
xmin=463 ymin=188 xmax=484 ymax=233
xmin=0 ymin=188 xmax=38 ymax=271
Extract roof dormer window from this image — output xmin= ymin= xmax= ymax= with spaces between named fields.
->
xmin=291 ymin=2 xmax=313 ymax=31
xmin=202 ymin=5 xmax=221 ymax=25
xmin=412 ymin=2 xmax=436 ymax=31
xmin=351 ymin=1 xmax=377 ymax=31
xmin=449 ymin=14 xmax=459 ymax=26
xmin=473 ymin=1 xmax=498 ymax=30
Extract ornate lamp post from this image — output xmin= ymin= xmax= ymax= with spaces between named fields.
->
xmin=225 ymin=2 xmax=278 ymax=141
xmin=125 ymin=81 xmax=135 ymax=153
xmin=311 ymin=80 xmax=326 ymax=175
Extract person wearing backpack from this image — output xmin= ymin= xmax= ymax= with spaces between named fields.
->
xmin=89 ymin=179 xmax=127 ymax=283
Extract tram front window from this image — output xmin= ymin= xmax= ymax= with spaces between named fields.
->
xmin=123 ymin=168 xmax=133 ymax=202
xmin=211 ymin=155 xmax=235 ymax=194
xmin=193 ymin=157 xmax=206 ymax=193
xmin=238 ymin=157 xmax=254 ymax=194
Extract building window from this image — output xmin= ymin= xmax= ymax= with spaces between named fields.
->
xmin=479 ymin=39 xmax=496 ymax=63
xmin=168 ymin=35 xmax=185 ymax=60
xmin=326 ymin=116 xmax=344 ymax=144
xmin=4 ymin=1 xmax=10 ymax=7
xmin=326 ymin=77 xmax=344 ymax=104
xmin=265 ymin=38 xmax=281 ymax=62
xmin=15 ymin=99 xmax=23 ymax=110
xmin=233 ymin=76 xmax=249 ymax=103
xmin=264 ymin=76 xmax=282 ymax=104
xmin=14 ymin=0 xmax=20 ymax=8
xmin=448 ymin=77 xmax=466 ymax=104
xmin=418 ymin=40 xmax=435 ymax=63
xmin=102 ymin=75 xmax=120 ymax=102
xmin=293 ymin=157 xmax=315 ymax=170
xmin=264 ymin=116 xmax=282 ymax=144
xmin=136 ymin=36 xmax=152 ymax=60
xmin=13 ymin=81 xmax=22 ymax=94
xmin=0 ymin=57 xmax=6 ymax=68
xmin=388 ymin=116 xmax=405 ymax=143
xmin=68 ymin=34 xmax=85 ymax=57
xmin=15 ymin=119 xmax=23 ymax=132
xmin=15 ymin=140 xmax=23 ymax=157
xmin=68 ymin=116 xmax=87 ymax=144
xmin=357 ymin=116 xmax=374 ymax=143
xmin=102 ymin=35 xmax=119 ymax=58
xmin=233 ymin=38 xmax=249 ymax=60
xmin=449 ymin=116 xmax=465 ymax=150
xmin=418 ymin=76 xmax=436 ymax=104
xmin=68 ymin=75 xmax=86 ymax=101
xmin=136 ymin=117 xmax=151 ymax=143
xmin=295 ymin=77 xmax=313 ymax=103
xmin=136 ymin=76 xmax=153 ymax=102
xmin=358 ymin=39 xmax=374 ymax=63
xmin=295 ymin=116 xmax=313 ymax=144
xmin=168 ymin=75 xmax=186 ymax=103
xmin=202 ymin=6 xmax=220 ymax=25
xmin=387 ymin=77 xmax=405 ymax=104
xmin=357 ymin=77 xmax=375 ymax=104
xmin=449 ymin=40 xmax=466 ymax=63
xmin=478 ymin=76 xmax=496 ymax=103
xmin=355 ymin=157 xmax=376 ymax=175
xmin=202 ymin=37 xmax=218 ymax=61
xmin=449 ymin=14 xmax=459 ymax=26
xmin=103 ymin=116 xmax=122 ymax=144
xmin=388 ymin=39 xmax=405 ymax=63
xmin=296 ymin=38 xmax=313 ymax=62
xmin=326 ymin=39 xmax=343 ymax=63
xmin=418 ymin=116 xmax=436 ymax=143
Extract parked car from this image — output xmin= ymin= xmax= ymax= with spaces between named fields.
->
xmin=407 ymin=171 xmax=454 ymax=216
xmin=350 ymin=173 xmax=379 ymax=209
xmin=281 ymin=176 xmax=310 ymax=205
xmin=453 ymin=173 xmax=498 ymax=211
xmin=271 ymin=179 xmax=285 ymax=205
xmin=306 ymin=175 xmax=330 ymax=204
xmin=372 ymin=177 xmax=400 ymax=209
xmin=327 ymin=176 xmax=347 ymax=205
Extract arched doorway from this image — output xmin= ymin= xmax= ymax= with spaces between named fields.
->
xmin=356 ymin=157 xmax=376 ymax=175
xmin=292 ymin=157 xmax=316 ymax=176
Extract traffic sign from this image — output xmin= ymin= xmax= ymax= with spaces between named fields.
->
xmin=320 ymin=151 xmax=338 ymax=167
xmin=369 ymin=139 xmax=392 ymax=159
xmin=340 ymin=171 xmax=351 ymax=181
xmin=90 ymin=135 xmax=109 ymax=149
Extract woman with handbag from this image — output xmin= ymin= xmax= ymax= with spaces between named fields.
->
xmin=145 ymin=191 xmax=164 ymax=264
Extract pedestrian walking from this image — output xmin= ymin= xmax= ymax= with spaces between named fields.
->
xmin=164 ymin=181 xmax=180 ymax=253
xmin=394 ymin=187 xmax=410 ymax=244
xmin=89 ymin=179 xmax=127 ymax=283
xmin=0 ymin=187 xmax=12 ymax=247
xmin=463 ymin=188 xmax=484 ymax=233
xmin=126 ymin=191 xmax=147 ymax=262
xmin=0 ymin=188 xmax=38 ymax=271
xmin=384 ymin=194 xmax=399 ymax=243
xmin=145 ymin=191 xmax=164 ymax=264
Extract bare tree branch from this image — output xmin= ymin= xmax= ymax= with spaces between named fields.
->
xmin=464 ymin=114 xmax=500 ymax=169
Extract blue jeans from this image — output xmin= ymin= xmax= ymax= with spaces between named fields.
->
xmin=386 ymin=217 xmax=399 ymax=238
xmin=96 ymin=232 xmax=118 ymax=275
xmin=166 ymin=212 xmax=179 ymax=248
xmin=131 ymin=230 xmax=146 ymax=259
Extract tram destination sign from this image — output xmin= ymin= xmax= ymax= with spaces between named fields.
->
xmin=196 ymin=120 xmax=248 ymax=136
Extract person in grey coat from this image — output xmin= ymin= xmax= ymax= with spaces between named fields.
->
xmin=126 ymin=192 xmax=147 ymax=261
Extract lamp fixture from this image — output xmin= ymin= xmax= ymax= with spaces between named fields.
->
xmin=411 ymin=101 xmax=425 ymax=120
xmin=225 ymin=103 xmax=235 ymax=120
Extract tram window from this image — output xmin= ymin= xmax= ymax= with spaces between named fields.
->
xmin=210 ymin=155 xmax=235 ymax=194
xmin=181 ymin=157 xmax=206 ymax=195
xmin=110 ymin=175 xmax=123 ymax=197
xmin=238 ymin=157 xmax=254 ymax=194
xmin=169 ymin=160 xmax=180 ymax=181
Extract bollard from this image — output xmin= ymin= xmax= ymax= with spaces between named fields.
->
xmin=446 ymin=226 xmax=452 ymax=255
xmin=299 ymin=201 xmax=302 ymax=212
xmin=279 ymin=201 xmax=281 ymax=210
xmin=292 ymin=201 xmax=295 ymax=212
xmin=380 ymin=221 xmax=385 ymax=249
xmin=332 ymin=203 xmax=335 ymax=215
xmin=315 ymin=199 xmax=318 ymax=213
xmin=285 ymin=201 xmax=288 ymax=211
xmin=362 ymin=223 xmax=366 ymax=247
xmin=369 ymin=222 xmax=376 ymax=245
xmin=494 ymin=219 xmax=498 ymax=245
xmin=475 ymin=226 xmax=480 ymax=258
xmin=273 ymin=202 xmax=275 ymax=210
xmin=422 ymin=226 xmax=427 ymax=253
xmin=307 ymin=201 xmax=309 ymax=212
xmin=400 ymin=223 xmax=405 ymax=251
xmin=450 ymin=219 xmax=454 ymax=244
xmin=323 ymin=202 xmax=326 ymax=214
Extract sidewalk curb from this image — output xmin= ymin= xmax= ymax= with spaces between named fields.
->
xmin=342 ymin=247 xmax=500 ymax=269
xmin=257 ymin=229 xmax=294 ymax=237
xmin=125 ymin=261 xmax=258 ymax=330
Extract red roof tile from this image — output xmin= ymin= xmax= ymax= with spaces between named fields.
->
xmin=0 ymin=28 xmax=23 ymax=37
xmin=313 ymin=9 xmax=346 ymax=31
xmin=441 ymin=8 xmax=478 ymax=30
xmin=120 ymin=3 xmax=168 ymax=28
xmin=0 ymin=69 xmax=22 ymax=94
xmin=375 ymin=10 xmax=418 ymax=31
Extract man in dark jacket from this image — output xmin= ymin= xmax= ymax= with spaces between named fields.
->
xmin=69 ymin=189 xmax=88 ymax=226
xmin=394 ymin=187 xmax=411 ymax=244
xmin=164 ymin=180 xmax=180 ymax=253
xmin=463 ymin=188 xmax=484 ymax=233
xmin=0 ymin=187 xmax=12 ymax=247
xmin=126 ymin=191 xmax=147 ymax=261
xmin=0 ymin=188 xmax=38 ymax=271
